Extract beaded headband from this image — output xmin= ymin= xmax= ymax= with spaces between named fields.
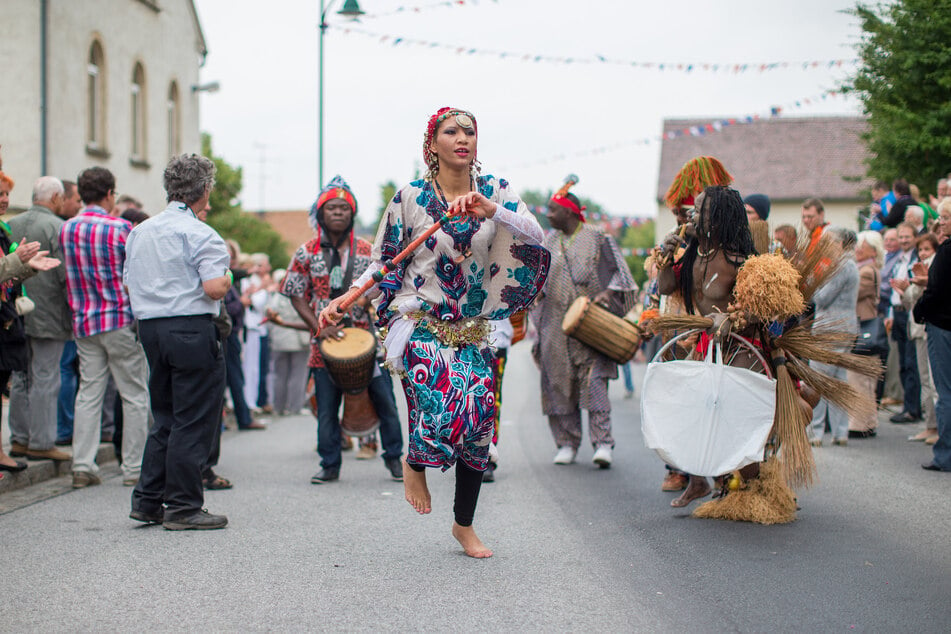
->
xmin=423 ymin=107 xmax=478 ymax=176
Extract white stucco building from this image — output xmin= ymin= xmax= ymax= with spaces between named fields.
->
xmin=1 ymin=0 xmax=207 ymax=212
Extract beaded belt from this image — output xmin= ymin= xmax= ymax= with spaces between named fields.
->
xmin=403 ymin=311 xmax=490 ymax=348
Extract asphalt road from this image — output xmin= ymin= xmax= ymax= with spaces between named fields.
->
xmin=2 ymin=345 xmax=950 ymax=632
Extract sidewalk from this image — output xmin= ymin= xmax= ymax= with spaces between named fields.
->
xmin=0 ymin=395 xmax=117 ymax=497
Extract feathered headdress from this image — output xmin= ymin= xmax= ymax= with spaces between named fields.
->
xmin=550 ymin=174 xmax=586 ymax=222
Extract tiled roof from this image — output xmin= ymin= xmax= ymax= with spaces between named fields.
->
xmin=656 ymin=116 xmax=872 ymax=203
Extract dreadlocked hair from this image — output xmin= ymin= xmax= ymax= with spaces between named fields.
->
xmin=679 ymin=186 xmax=757 ymax=314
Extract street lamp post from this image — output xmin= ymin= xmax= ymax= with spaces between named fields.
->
xmin=319 ymin=0 xmax=364 ymax=188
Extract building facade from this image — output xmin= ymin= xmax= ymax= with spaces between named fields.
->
xmin=655 ymin=116 xmax=873 ymax=242
xmin=2 ymin=0 xmax=207 ymax=212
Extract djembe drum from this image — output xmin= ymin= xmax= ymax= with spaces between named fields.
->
xmin=319 ymin=327 xmax=380 ymax=437
xmin=561 ymin=296 xmax=642 ymax=364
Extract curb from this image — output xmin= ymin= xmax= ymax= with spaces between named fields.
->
xmin=0 ymin=443 xmax=117 ymax=495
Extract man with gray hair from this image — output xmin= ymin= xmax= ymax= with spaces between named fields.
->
xmin=126 ymin=153 xmax=232 ymax=531
xmin=7 ymin=176 xmax=73 ymax=462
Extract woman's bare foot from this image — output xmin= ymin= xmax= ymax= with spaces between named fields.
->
xmin=0 ymin=453 xmax=23 ymax=469
xmin=671 ymin=475 xmax=712 ymax=508
xmin=402 ymin=457 xmax=431 ymax=514
xmin=452 ymin=522 xmax=493 ymax=558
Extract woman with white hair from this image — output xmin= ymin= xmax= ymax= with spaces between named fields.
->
xmin=849 ymin=230 xmax=886 ymax=438
xmin=809 ymin=227 xmax=860 ymax=446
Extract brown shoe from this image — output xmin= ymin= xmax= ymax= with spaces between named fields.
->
xmin=26 ymin=447 xmax=71 ymax=461
xmin=9 ymin=443 xmax=28 ymax=458
xmin=72 ymin=471 xmax=102 ymax=488
xmin=661 ymin=471 xmax=688 ymax=492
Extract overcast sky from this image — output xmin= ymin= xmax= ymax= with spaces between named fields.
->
xmin=193 ymin=0 xmax=864 ymax=217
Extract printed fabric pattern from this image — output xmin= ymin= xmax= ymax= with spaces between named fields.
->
xmin=401 ymin=325 xmax=495 ymax=471
xmin=281 ymin=236 xmax=374 ymax=368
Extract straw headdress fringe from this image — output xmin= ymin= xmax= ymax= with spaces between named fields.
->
xmin=692 ymin=460 xmax=797 ymax=525
xmin=663 ymin=156 xmax=733 ymax=209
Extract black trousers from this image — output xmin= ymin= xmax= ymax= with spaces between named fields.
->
xmin=132 ymin=315 xmax=225 ymax=520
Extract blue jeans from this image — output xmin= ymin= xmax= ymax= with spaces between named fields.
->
xmin=256 ymin=334 xmax=270 ymax=408
xmin=926 ymin=324 xmax=951 ymax=470
xmin=892 ymin=309 xmax=921 ymax=417
xmin=57 ymin=340 xmax=78 ymax=442
xmin=313 ymin=366 xmax=403 ymax=469
xmin=621 ymin=362 xmax=634 ymax=393
xmin=225 ymin=330 xmax=253 ymax=428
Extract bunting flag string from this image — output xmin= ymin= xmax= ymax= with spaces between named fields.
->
xmin=499 ymin=89 xmax=854 ymax=171
xmin=359 ymin=0 xmax=495 ymax=20
xmin=331 ymin=25 xmax=859 ymax=73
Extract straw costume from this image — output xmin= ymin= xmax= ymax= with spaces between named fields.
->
xmin=649 ymin=189 xmax=881 ymax=524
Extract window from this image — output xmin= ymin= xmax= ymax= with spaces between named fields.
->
xmin=131 ymin=62 xmax=147 ymax=162
xmin=86 ymin=40 xmax=105 ymax=151
xmin=167 ymin=81 xmax=180 ymax=159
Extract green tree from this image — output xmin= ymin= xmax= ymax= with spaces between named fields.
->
xmin=619 ymin=219 xmax=656 ymax=288
xmin=366 ymin=180 xmax=397 ymax=234
xmin=201 ymin=133 xmax=290 ymax=269
xmin=845 ymin=0 xmax=951 ymax=192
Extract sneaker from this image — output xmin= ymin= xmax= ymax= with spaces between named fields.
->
xmin=592 ymin=445 xmax=613 ymax=468
xmin=624 ymin=390 xmax=634 ymax=400
xmin=482 ymin=462 xmax=496 ymax=483
xmin=163 ymin=509 xmax=228 ymax=531
xmin=356 ymin=444 xmax=377 ymax=460
xmin=553 ymin=446 xmax=577 ymax=465
xmin=72 ymin=471 xmax=102 ymax=489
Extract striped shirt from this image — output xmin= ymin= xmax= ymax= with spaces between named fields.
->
xmin=59 ymin=205 xmax=134 ymax=338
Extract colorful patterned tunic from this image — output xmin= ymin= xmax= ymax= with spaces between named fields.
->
xmin=371 ymin=175 xmax=549 ymax=470
xmin=282 ymin=235 xmax=374 ymax=369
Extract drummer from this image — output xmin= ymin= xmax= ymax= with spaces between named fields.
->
xmin=281 ymin=176 xmax=404 ymax=484
xmin=531 ymin=178 xmax=637 ymax=468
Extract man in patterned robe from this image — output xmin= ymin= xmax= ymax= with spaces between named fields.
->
xmin=532 ymin=187 xmax=637 ymax=468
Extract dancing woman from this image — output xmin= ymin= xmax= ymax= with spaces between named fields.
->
xmin=320 ymin=107 xmax=550 ymax=557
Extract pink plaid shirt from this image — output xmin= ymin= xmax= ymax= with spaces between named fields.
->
xmin=59 ymin=206 xmax=134 ymax=338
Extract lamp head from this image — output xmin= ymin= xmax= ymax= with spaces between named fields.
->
xmin=337 ymin=0 xmax=364 ymax=19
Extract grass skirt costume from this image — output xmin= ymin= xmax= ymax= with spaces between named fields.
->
xmin=369 ymin=175 xmax=549 ymax=472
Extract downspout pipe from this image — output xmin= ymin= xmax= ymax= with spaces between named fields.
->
xmin=40 ymin=0 xmax=49 ymax=174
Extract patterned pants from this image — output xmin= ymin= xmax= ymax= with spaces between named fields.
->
xmin=546 ymin=376 xmax=613 ymax=449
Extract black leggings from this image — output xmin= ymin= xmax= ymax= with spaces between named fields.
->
xmin=408 ymin=460 xmax=484 ymax=527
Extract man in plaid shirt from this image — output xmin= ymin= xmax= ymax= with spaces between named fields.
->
xmin=59 ymin=167 xmax=150 ymax=489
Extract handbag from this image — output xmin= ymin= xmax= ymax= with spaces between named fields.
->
xmin=853 ymin=316 xmax=888 ymax=356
